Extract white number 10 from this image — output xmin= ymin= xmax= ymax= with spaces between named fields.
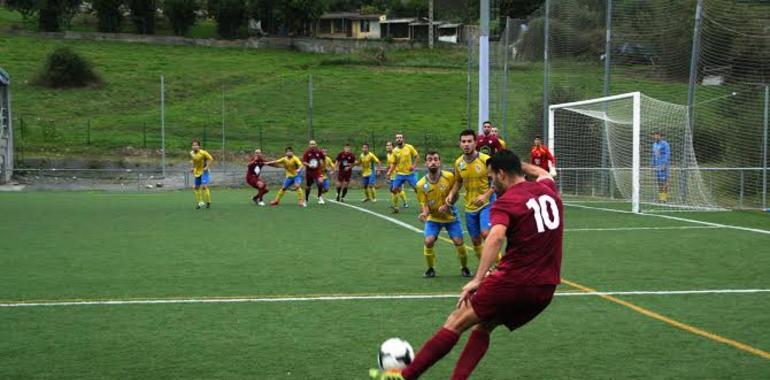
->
xmin=526 ymin=195 xmax=560 ymax=233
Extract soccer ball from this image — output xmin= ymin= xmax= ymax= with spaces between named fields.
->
xmin=198 ymin=201 xmax=206 ymax=208
xmin=378 ymin=338 xmax=414 ymax=370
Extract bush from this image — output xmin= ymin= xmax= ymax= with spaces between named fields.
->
xmin=163 ymin=0 xmax=198 ymax=36
xmin=6 ymin=0 xmax=81 ymax=32
xmin=209 ymin=0 xmax=246 ymax=39
xmin=92 ymin=0 xmax=124 ymax=33
xmin=128 ymin=0 xmax=156 ymax=34
xmin=35 ymin=47 xmax=101 ymax=88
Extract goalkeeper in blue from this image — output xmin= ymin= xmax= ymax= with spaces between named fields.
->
xmin=652 ymin=131 xmax=670 ymax=203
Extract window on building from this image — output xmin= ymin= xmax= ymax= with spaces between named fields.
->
xmin=361 ymin=20 xmax=370 ymax=33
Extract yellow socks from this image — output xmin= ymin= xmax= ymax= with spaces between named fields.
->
xmin=424 ymin=246 xmax=436 ymax=268
xmin=297 ymin=188 xmax=304 ymax=202
xmin=399 ymin=190 xmax=407 ymax=205
xmin=275 ymin=189 xmax=286 ymax=202
xmin=368 ymin=187 xmax=377 ymax=201
xmin=204 ymin=188 xmax=211 ymax=203
xmin=456 ymin=245 xmax=468 ymax=268
xmin=473 ymin=244 xmax=483 ymax=260
xmin=391 ymin=192 xmax=399 ymax=207
xmin=194 ymin=189 xmax=201 ymax=203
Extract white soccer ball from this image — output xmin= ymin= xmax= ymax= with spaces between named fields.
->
xmin=378 ymin=338 xmax=414 ymax=370
xmin=253 ymin=166 xmax=261 ymax=176
xmin=198 ymin=201 xmax=206 ymax=208
xmin=309 ymin=158 xmax=319 ymax=169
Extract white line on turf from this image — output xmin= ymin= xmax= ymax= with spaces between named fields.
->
xmin=565 ymin=203 xmax=770 ymax=236
xmin=2 ymin=289 xmax=769 ymax=308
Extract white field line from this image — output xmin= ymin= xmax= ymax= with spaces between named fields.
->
xmin=565 ymin=203 xmax=770 ymax=235
xmin=2 ymin=289 xmax=769 ymax=308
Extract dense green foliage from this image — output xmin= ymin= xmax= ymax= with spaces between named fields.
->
xmin=163 ymin=0 xmax=199 ymax=36
xmin=127 ymin=0 xmax=156 ymax=34
xmin=34 ymin=46 xmax=101 ymax=88
xmin=92 ymin=0 xmax=124 ymax=33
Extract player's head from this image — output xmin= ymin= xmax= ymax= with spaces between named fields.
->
xmin=534 ymin=135 xmax=542 ymax=147
xmin=652 ymin=131 xmax=662 ymax=141
xmin=385 ymin=141 xmax=394 ymax=152
xmin=191 ymin=139 xmax=201 ymax=152
xmin=322 ymin=148 xmax=328 ymax=154
xmin=254 ymin=148 xmax=262 ymax=158
xmin=308 ymin=140 xmax=317 ymax=149
xmin=362 ymin=143 xmax=369 ymax=153
xmin=343 ymin=143 xmax=351 ymax=153
xmin=482 ymin=121 xmax=493 ymax=135
xmin=395 ymin=133 xmax=404 ymax=146
xmin=425 ymin=150 xmax=441 ymax=174
xmin=491 ymin=127 xmax=499 ymax=135
xmin=487 ymin=150 xmax=524 ymax=194
xmin=285 ymin=146 xmax=294 ymax=157
xmin=459 ymin=129 xmax=477 ymax=154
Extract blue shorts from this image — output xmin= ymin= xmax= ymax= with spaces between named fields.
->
xmin=657 ymin=168 xmax=669 ymax=182
xmin=425 ymin=220 xmax=464 ymax=240
xmin=391 ymin=173 xmax=418 ymax=190
xmin=362 ymin=174 xmax=376 ymax=186
xmin=322 ymin=178 xmax=330 ymax=191
xmin=465 ymin=204 xmax=492 ymax=239
xmin=282 ymin=174 xmax=302 ymax=189
xmin=194 ymin=171 xmax=210 ymax=187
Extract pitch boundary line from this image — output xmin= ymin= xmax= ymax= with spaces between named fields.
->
xmin=2 ymin=289 xmax=769 ymax=308
xmin=565 ymin=203 xmax=770 ymax=235
xmin=330 ymin=200 xmax=770 ymax=361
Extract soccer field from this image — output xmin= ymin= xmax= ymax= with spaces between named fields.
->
xmin=1 ymin=189 xmax=769 ymax=379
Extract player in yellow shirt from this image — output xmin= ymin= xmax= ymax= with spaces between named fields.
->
xmin=385 ymin=141 xmax=409 ymax=208
xmin=190 ymin=139 xmax=214 ymax=209
xmin=447 ymin=129 xmax=495 ymax=260
xmin=389 ymin=133 xmax=419 ymax=213
xmin=491 ymin=127 xmax=507 ymax=149
xmin=320 ymin=148 xmax=335 ymax=200
xmin=417 ymin=151 xmax=470 ymax=278
xmin=266 ymin=146 xmax=306 ymax=207
xmin=358 ymin=143 xmax=381 ymax=202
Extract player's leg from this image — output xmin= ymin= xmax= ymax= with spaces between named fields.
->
xmin=293 ymin=176 xmax=305 ymax=207
xmin=368 ymin=175 xmax=378 ymax=202
xmin=403 ymin=173 xmax=418 ymax=208
xmin=304 ymin=174 xmax=313 ymax=203
xmin=399 ymin=189 xmax=408 ymax=206
xmin=400 ymin=300 xmax=483 ymax=380
xmin=450 ymin=321 xmax=499 ymax=380
xmin=423 ymin=222 xmax=439 ymax=278
xmin=336 ymin=178 xmax=343 ymax=201
xmin=447 ymin=221 xmax=471 ymax=277
xmin=341 ymin=180 xmax=349 ymax=201
xmin=256 ymin=180 xmax=269 ymax=206
xmin=201 ymin=172 xmax=212 ymax=207
xmin=271 ymin=178 xmax=292 ymax=205
xmin=391 ymin=176 xmax=405 ymax=212
xmin=315 ymin=177 xmax=325 ymax=204
xmin=362 ymin=176 xmax=371 ymax=202
xmin=193 ymin=184 xmax=202 ymax=208
xmin=465 ymin=211 xmax=484 ymax=260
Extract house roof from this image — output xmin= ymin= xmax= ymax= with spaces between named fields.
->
xmin=380 ymin=18 xmax=417 ymax=24
xmin=320 ymin=12 xmax=382 ymax=21
xmin=439 ymin=23 xmax=463 ymax=29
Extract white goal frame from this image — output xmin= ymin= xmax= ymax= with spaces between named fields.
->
xmin=549 ymin=92 xmax=642 ymax=213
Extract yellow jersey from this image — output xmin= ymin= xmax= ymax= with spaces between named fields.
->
xmin=190 ymin=150 xmax=213 ymax=177
xmin=454 ymin=153 xmax=491 ymax=212
xmin=386 ymin=152 xmax=397 ymax=179
xmin=360 ymin=152 xmax=380 ymax=177
xmin=393 ymin=144 xmax=418 ymax=175
xmin=498 ymin=138 xmax=507 ymax=149
xmin=321 ymin=156 xmax=335 ymax=178
xmin=416 ymin=170 xmax=457 ymax=223
xmin=275 ymin=156 xmax=303 ymax=177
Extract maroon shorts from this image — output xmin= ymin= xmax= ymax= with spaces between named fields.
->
xmin=305 ymin=170 xmax=323 ymax=186
xmin=337 ymin=169 xmax=352 ymax=182
xmin=470 ymin=275 xmax=556 ymax=331
xmin=246 ymin=176 xmax=263 ymax=189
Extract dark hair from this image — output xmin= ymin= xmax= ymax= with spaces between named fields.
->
xmin=482 ymin=121 xmax=492 ymax=126
xmin=486 ymin=150 xmax=523 ymax=176
xmin=191 ymin=139 xmax=201 ymax=146
xmin=285 ymin=146 xmax=293 ymax=152
xmin=344 ymin=143 xmax=351 ymax=147
xmin=362 ymin=142 xmax=369 ymax=147
xmin=459 ymin=129 xmax=477 ymax=139
xmin=425 ymin=150 xmax=440 ymax=159
xmin=534 ymin=135 xmax=542 ymax=140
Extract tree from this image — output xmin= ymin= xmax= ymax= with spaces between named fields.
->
xmin=92 ymin=0 xmax=124 ymax=33
xmin=163 ymin=0 xmax=198 ymax=36
xmin=127 ymin=0 xmax=156 ymax=34
xmin=209 ymin=0 xmax=247 ymax=38
xmin=35 ymin=47 xmax=101 ymax=88
xmin=6 ymin=0 xmax=81 ymax=32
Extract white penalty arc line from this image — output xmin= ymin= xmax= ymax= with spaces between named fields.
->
xmin=2 ymin=289 xmax=770 ymax=308
xmin=564 ymin=203 xmax=770 ymax=236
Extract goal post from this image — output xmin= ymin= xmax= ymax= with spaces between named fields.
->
xmin=549 ymin=92 xmax=719 ymax=214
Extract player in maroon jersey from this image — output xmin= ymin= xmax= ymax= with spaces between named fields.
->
xmin=476 ymin=121 xmax=504 ymax=156
xmin=246 ymin=148 xmax=269 ymax=206
xmin=335 ymin=143 xmax=356 ymax=202
xmin=370 ymin=150 xmax=563 ymax=380
xmin=530 ymin=136 xmax=557 ymax=176
xmin=302 ymin=140 xmax=327 ymax=205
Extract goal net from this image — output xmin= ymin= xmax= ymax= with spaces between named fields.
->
xmin=549 ymin=92 xmax=721 ymax=213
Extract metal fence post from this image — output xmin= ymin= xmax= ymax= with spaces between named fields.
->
xmin=160 ymin=75 xmax=166 ymax=178
xmin=466 ymin=31 xmax=472 ymax=131
xmin=501 ymin=16 xmax=510 ymax=140
xmin=86 ymin=120 xmax=91 ymax=145
xmin=762 ymin=84 xmax=768 ymax=210
xmin=221 ymin=84 xmax=226 ymax=163
xmin=308 ymin=74 xmax=314 ymax=140
xmin=143 ymin=122 xmax=147 ymax=148
xmin=739 ymin=169 xmax=744 ymax=208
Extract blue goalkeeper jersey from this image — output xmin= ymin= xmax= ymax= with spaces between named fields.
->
xmin=652 ymin=140 xmax=670 ymax=167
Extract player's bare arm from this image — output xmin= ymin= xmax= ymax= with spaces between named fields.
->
xmin=473 ymin=187 xmax=494 ymax=207
xmin=458 ymin=224 xmax=506 ymax=308
xmin=521 ymin=162 xmax=552 ymax=182
xmin=446 ymin=176 xmax=463 ymax=206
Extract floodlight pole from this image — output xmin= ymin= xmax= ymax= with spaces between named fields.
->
xmin=478 ymin=0 xmax=490 ymax=132
xmin=221 ymin=84 xmax=226 ymax=163
xmin=542 ymin=0 xmax=551 ymax=144
xmin=684 ymin=0 xmax=703 ymax=201
xmin=160 ymin=75 xmax=166 ymax=178
xmin=308 ymin=74 xmax=314 ymax=140
xmin=501 ymin=17 xmax=510 ymax=140
xmin=428 ymin=0 xmax=434 ymax=49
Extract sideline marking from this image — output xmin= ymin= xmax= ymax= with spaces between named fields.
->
xmin=331 ymin=199 xmax=770 ymax=361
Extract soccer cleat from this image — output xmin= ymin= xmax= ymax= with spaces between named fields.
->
xmin=390 ymin=206 xmax=400 ymax=214
xmin=424 ymin=267 xmax=436 ymax=278
xmin=372 ymin=198 xmax=377 ymax=203
xmin=206 ymin=202 xmax=211 ymax=209
xmin=300 ymin=201 xmax=308 ymax=208
xmin=362 ymin=197 xmax=370 ymax=203
xmin=251 ymin=195 xmax=259 ymax=204
xmin=269 ymin=199 xmax=280 ymax=206
xmin=318 ymin=197 xmax=325 ymax=205
xmin=258 ymin=201 xmax=265 ymax=207
xmin=195 ymin=204 xmax=201 ymax=209
xmin=336 ymin=194 xmax=341 ymax=201
xmin=461 ymin=267 xmax=472 ymax=277
xmin=403 ymin=203 xmax=409 ymax=208
xmin=369 ymin=369 xmax=404 ymax=380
